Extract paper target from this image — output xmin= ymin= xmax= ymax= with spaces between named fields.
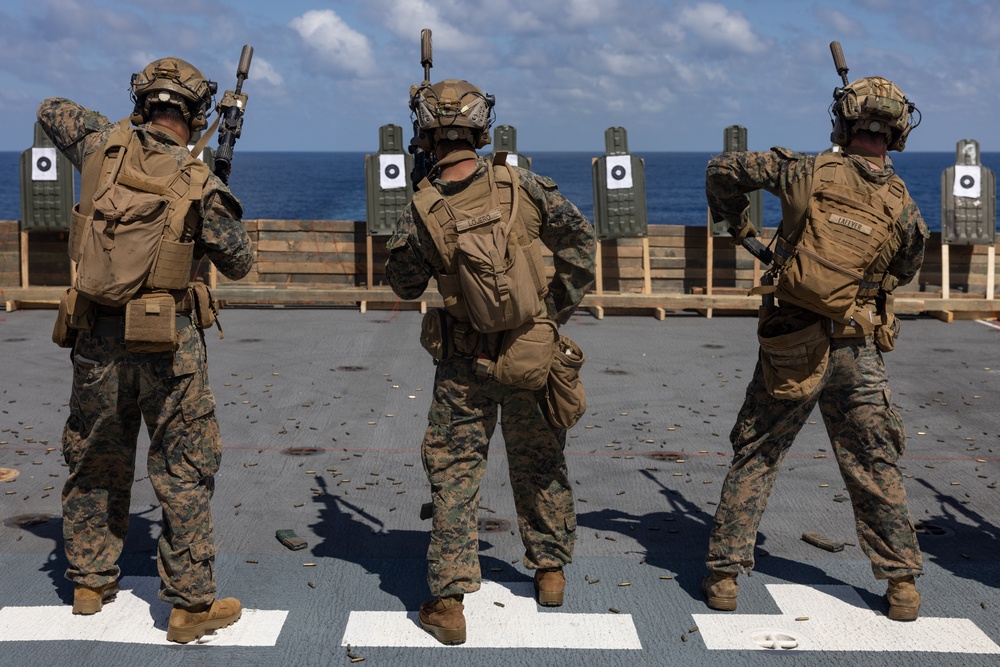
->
xmin=606 ymin=155 xmax=633 ymax=190
xmin=379 ymin=154 xmax=406 ymax=190
xmin=954 ymin=165 xmax=982 ymax=199
xmin=32 ymin=147 xmax=57 ymax=181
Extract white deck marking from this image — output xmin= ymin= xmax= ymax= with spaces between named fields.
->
xmin=0 ymin=577 xmax=288 ymax=646
xmin=694 ymin=584 xmax=1000 ymax=653
xmin=341 ymin=580 xmax=642 ymax=649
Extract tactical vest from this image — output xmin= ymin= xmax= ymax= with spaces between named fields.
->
xmin=69 ymin=119 xmax=210 ymax=308
xmin=413 ymin=156 xmax=549 ymax=333
xmin=771 ymin=151 xmax=906 ymax=332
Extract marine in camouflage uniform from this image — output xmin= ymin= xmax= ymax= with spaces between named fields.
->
xmin=38 ymin=71 xmax=252 ymax=636
xmin=388 ymin=158 xmax=595 ymax=592
xmin=386 ymin=80 xmax=595 ymax=644
xmin=703 ymin=83 xmax=928 ymax=620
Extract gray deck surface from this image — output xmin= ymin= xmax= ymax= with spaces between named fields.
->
xmin=1 ymin=307 xmax=998 ymax=666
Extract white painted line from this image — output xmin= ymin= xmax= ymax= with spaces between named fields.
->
xmin=0 ymin=576 xmax=288 ymax=646
xmin=694 ymin=584 xmax=1000 ymax=653
xmin=341 ymin=580 xmax=642 ymax=649
xmin=975 ymin=319 xmax=1000 ymax=331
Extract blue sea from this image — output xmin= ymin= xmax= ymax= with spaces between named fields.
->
xmin=3 ymin=150 xmax=999 ymax=233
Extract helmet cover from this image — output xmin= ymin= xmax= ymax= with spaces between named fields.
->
xmin=130 ymin=57 xmax=217 ymax=131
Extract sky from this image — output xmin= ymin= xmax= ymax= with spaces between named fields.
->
xmin=1 ymin=0 xmax=998 ymax=154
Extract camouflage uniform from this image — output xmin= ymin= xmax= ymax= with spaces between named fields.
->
xmin=705 ymin=147 xmax=927 ymax=580
xmin=38 ymin=99 xmax=253 ymax=607
xmin=386 ymin=159 xmax=596 ymax=597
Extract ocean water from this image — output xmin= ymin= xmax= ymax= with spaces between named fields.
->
xmin=3 ymin=150 xmax=999 ymax=233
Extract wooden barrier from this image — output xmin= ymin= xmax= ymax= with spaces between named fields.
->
xmin=1 ymin=219 xmax=996 ymax=319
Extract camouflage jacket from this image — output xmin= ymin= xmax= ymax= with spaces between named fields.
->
xmin=386 ymin=159 xmax=597 ymax=325
xmin=36 ymin=98 xmax=254 ymax=280
xmin=706 ymin=146 xmax=929 ymax=289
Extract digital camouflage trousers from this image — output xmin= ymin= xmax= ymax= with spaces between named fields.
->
xmin=61 ymin=323 xmax=222 ymax=607
xmin=707 ymin=335 xmax=923 ymax=580
xmin=422 ymin=355 xmax=577 ymax=598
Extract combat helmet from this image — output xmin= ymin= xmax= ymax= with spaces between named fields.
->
xmin=830 ymin=76 xmax=920 ymax=152
xmin=409 ymin=79 xmax=495 ymax=149
xmin=130 ymin=57 xmax=218 ymax=131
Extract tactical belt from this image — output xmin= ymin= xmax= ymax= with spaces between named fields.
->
xmin=91 ymin=314 xmax=192 ymax=338
xmin=826 ymin=314 xmax=883 ymax=339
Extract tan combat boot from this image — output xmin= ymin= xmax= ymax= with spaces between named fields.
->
xmin=72 ymin=581 xmax=120 ymax=615
xmin=887 ymin=575 xmax=921 ymax=621
xmin=702 ymin=571 xmax=738 ymax=611
xmin=418 ymin=595 xmax=466 ymax=645
xmin=166 ymin=597 xmax=243 ymax=643
xmin=534 ymin=567 xmax=566 ymax=607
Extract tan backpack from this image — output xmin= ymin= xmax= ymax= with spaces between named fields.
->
xmin=412 ymin=155 xmax=548 ymax=333
xmin=70 ymin=120 xmax=210 ymax=307
xmin=772 ymin=151 xmax=906 ymax=329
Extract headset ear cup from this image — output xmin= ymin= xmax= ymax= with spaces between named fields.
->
xmin=830 ymin=115 xmax=850 ymax=147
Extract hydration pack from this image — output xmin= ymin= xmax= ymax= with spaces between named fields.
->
xmin=772 ymin=151 xmax=906 ymax=329
xmin=412 ymin=155 xmax=548 ymax=333
xmin=69 ymin=120 xmax=210 ymax=307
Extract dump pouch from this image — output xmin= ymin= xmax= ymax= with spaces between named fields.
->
xmin=543 ymin=335 xmax=587 ymax=429
xmin=479 ymin=317 xmax=558 ymax=391
xmin=757 ymin=318 xmax=830 ymax=400
xmin=124 ymin=295 xmax=176 ymax=352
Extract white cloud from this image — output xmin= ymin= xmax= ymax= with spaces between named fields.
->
xmin=815 ymin=8 xmax=866 ymax=37
xmin=677 ymin=2 xmax=766 ymax=55
xmin=289 ymin=9 xmax=376 ymax=77
xmin=249 ymin=57 xmax=284 ymax=87
xmin=381 ymin=0 xmax=478 ymax=50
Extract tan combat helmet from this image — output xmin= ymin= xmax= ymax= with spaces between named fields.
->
xmin=830 ymin=75 xmax=920 ymax=151
xmin=409 ymin=79 xmax=495 ymax=149
xmin=130 ymin=57 xmax=218 ymax=131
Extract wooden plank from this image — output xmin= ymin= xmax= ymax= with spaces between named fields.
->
xmin=255 ymin=219 xmax=358 ymax=233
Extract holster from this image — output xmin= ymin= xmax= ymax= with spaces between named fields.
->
xmin=52 ymin=288 xmax=95 ymax=348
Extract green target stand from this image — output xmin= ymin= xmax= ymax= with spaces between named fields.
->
xmin=703 ymin=125 xmax=764 ymax=318
xmin=938 ymin=139 xmax=996 ymax=310
xmin=489 ymin=125 xmax=531 ymax=170
xmin=19 ymin=121 xmax=74 ymax=288
xmin=591 ymin=127 xmax=653 ymax=318
xmin=363 ymin=124 xmax=414 ymax=311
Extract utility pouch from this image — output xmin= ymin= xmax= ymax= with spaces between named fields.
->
xmin=543 ymin=335 xmax=587 ymax=429
xmin=455 ymin=221 xmax=541 ymax=333
xmin=124 ymin=295 xmax=176 ymax=352
xmin=190 ymin=282 xmax=218 ymax=331
xmin=420 ymin=308 xmax=453 ymax=361
xmin=148 ymin=238 xmax=194 ymax=290
xmin=68 ymin=204 xmax=87 ymax=263
xmin=482 ymin=317 xmax=559 ymax=391
xmin=874 ymin=313 xmax=900 ymax=353
xmin=757 ymin=318 xmax=830 ymax=401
